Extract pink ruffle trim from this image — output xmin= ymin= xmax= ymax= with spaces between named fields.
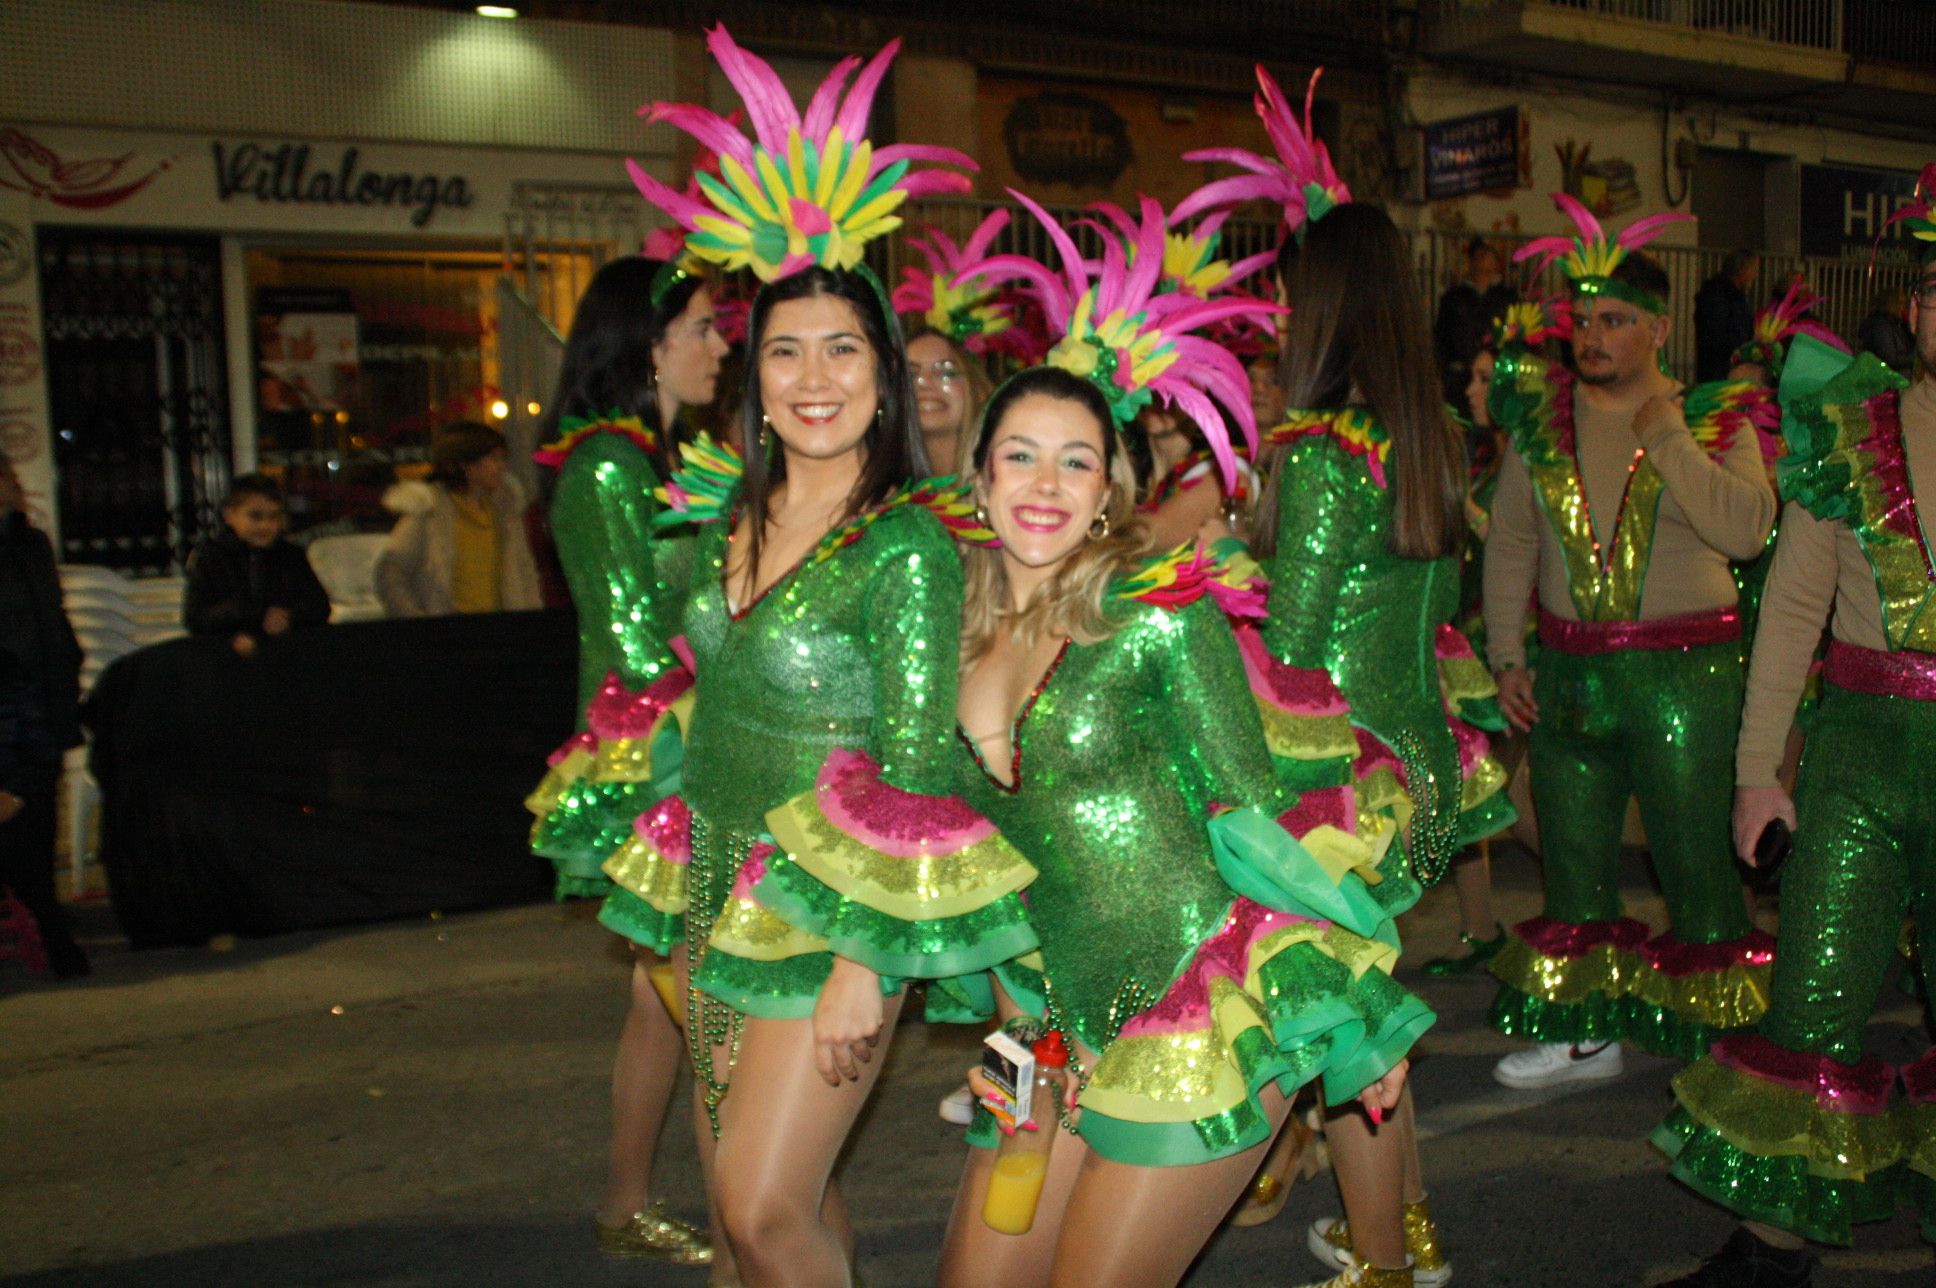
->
xmin=1353 ymin=728 xmax=1402 ymax=781
xmin=587 ymin=667 xmax=695 ymax=741
xmin=814 ymin=748 xmax=994 ymax=857
xmin=1234 ymin=626 xmax=1349 ymax=716
xmin=729 ymin=840 xmax=779 ymax=898
xmin=1902 ymin=1048 xmax=1936 ymax=1105
xmin=1512 ymin=915 xmax=1650 ymax=961
xmin=547 ymin=730 xmax=598 ymax=766
xmin=1640 ymin=929 xmax=1776 ymax=978
xmin=1279 ymin=785 xmax=1357 ymax=837
xmin=1823 ymin=640 xmax=1936 ymax=702
xmin=1114 ymin=897 xmax=1329 ymax=1039
xmin=1433 ymin=622 xmax=1480 ymax=663
xmin=633 ymin=795 xmax=693 ymax=866
xmin=1709 ymin=1033 xmax=1895 ymax=1115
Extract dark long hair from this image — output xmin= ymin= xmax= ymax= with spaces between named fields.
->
xmin=1255 ymin=203 xmax=1465 ymax=560
xmin=542 ymin=255 xmax=706 ymax=479
xmin=735 ymin=266 xmax=922 ymax=580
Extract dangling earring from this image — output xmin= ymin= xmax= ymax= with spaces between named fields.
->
xmin=1088 ymin=511 xmax=1110 ymax=540
xmin=759 ymin=412 xmax=771 ymax=448
xmin=974 ymin=499 xmax=991 ymax=527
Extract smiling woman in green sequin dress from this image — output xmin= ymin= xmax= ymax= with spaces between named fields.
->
xmin=934 ymin=366 xmax=1428 ymax=1288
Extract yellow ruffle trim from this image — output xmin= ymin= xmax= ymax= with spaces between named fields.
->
xmin=1490 ymin=936 xmax=1643 ymax=1006
xmin=765 ymin=797 xmax=1037 ymax=923
xmin=602 ymin=832 xmax=688 ymax=914
xmin=709 ymin=894 xmax=829 ymax=963
xmin=1438 ymin=652 xmax=1498 ymax=711
xmin=524 ymin=746 xmax=594 ymax=816
xmin=1903 ymin=1102 xmax=1936 ymax=1181
xmin=1257 ymin=702 xmax=1360 ymax=765
xmin=1084 ymin=923 xmax=1396 ymax=1127
xmin=1462 ymin=753 xmax=1510 ymax=812
xmin=1630 ymin=957 xmax=1773 ymax=1030
xmin=1672 ymin=1056 xmax=1904 ymax=1181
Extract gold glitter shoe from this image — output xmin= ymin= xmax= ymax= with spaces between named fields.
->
xmin=1230 ymin=1111 xmax=1325 ymax=1228
xmin=1309 ymin=1199 xmax=1448 ymax=1286
xmin=1293 ymin=1261 xmax=1414 ymax=1288
xmin=594 ymin=1202 xmax=714 ymax=1265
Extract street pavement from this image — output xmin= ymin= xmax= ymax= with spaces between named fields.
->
xmin=4 ymin=844 xmax=1931 ymax=1287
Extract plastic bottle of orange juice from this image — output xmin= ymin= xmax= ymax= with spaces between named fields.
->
xmin=981 ymin=1030 xmax=1070 ymax=1235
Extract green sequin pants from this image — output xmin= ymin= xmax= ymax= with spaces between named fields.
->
xmin=1529 ymin=638 xmax=1750 ymax=943
xmin=1763 ymin=684 xmax=1936 ymax=1061
xmin=1655 ymin=684 xmax=1936 ymax=1244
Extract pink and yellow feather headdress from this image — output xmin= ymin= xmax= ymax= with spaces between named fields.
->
xmin=890 ymin=210 xmax=1021 ymax=356
xmin=961 ymin=190 xmax=1281 ymax=491
xmin=1172 ymin=67 xmax=1351 ymax=242
xmin=1881 ymin=162 xmax=1936 ymax=268
xmin=1730 ymin=277 xmax=1846 ymax=382
xmin=1514 ymin=192 xmax=1692 ymax=313
xmin=626 ymin=26 xmax=975 ymax=287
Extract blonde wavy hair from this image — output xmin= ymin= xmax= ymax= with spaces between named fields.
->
xmin=960 ymin=367 xmax=1153 ymax=666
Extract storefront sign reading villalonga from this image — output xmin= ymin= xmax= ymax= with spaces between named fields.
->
xmin=1004 ymin=93 xmax=1133 ymax=188
xmin=212 ymin=141 xmax=475 ymax=228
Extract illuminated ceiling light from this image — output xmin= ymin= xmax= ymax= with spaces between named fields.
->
xmin=476 ymin=5 xmax=518 ymax=18
xmin=489 ymin=399 xmax=510 ymax=419
xmin=525 ymin=400 xmax=541 ymax=416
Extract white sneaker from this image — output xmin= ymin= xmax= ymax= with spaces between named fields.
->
xmin=938 ymin=1084 xmax=976 ymax=1125
xmin=1492 ymin=1040 xmax=1624 ymax=1089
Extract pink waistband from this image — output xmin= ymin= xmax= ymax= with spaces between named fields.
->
xmin=1823 ymin=640 xmax=1936 ymax=701
xmin=1537 ymin=607 xmax=1741 ymax=655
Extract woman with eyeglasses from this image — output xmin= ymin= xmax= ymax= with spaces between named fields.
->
xmin=906 ymin=325 xmax=995 ymax=475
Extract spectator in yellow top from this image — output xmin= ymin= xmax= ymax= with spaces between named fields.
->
xmin=375 ymin=422 xmax=541 ymax=617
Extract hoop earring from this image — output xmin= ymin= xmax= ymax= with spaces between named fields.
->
xmin=1088 ymin=512 xmax=1110 ymax=540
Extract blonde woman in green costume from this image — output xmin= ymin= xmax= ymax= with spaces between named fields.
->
xmin=933 ymin=190 xmax=1426 ymax=1288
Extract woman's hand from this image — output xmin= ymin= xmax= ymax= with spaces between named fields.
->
xmin=1357 ymin=1058 xmax=1408 ymax=1119
xmin=811 ymin=957 xmax=884 ymax=1086
xmin=1495 ymin=666 xmax=1539 ymax=731
xmin=1732 ymin=786 xmax=1797 ymax=865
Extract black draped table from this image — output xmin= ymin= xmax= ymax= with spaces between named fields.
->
xmin=84 ymin=610 xmax=578 ymax=947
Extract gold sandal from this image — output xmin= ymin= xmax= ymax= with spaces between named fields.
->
xmin=594 ymin=1201 xmax=713 ymax=1264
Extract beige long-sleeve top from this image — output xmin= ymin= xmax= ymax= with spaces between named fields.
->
xmin=1484 ymin=388 xmax=1777 ymax=670
xmin=1735 ymin=377 xmax=1936 ymax=788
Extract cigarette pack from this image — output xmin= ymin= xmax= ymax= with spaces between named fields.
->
xmin=978 ymin=1030 xmax=1038 ymax=1133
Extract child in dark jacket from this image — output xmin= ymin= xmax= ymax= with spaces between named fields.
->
xmin=184 ymin=474 xmax=332 ymax=656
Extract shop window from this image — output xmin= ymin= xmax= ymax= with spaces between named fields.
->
xmin=246 ymin=246 xmax=535 ymax=539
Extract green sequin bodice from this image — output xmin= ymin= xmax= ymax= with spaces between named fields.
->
xmin=1261 ymin=426 xmax=1459 ymax=780
xmin=548 ymin=433 xmax=693 ymax=707
xmin=956 ymin=597 xmax=1282 ymax=1052
xmin=679 ymin=500 xmax=965 ymax=845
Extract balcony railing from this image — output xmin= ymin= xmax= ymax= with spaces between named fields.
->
xmin=1847 ymin=0 xmax=1936 ymax=68
xmin=1442 ymin=0 xmax=1846 ymax=52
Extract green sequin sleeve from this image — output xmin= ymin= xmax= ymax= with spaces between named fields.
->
xmin=863 ymin=510 xmax=966 ymax=795
xmin=1162 ymin=596 xmax=1289 ymax=817
xmin=549 ymin=433 xmax=687 ymax=701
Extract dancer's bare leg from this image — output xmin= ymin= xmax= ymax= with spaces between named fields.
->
xmin=1393 ymin=1084 xmax=1425 ymax=1205
xmin=596 ymin=948 xmax=683 ymax=1228
xmin=938 ymin=980 xmax=1079 ymax=1288
xmin=710 ymin=993 xmax=906 ymax=1288
xmin=674 ymin=944 xmax=741 ymax=1288
xmin=1453 ymin=841 xmax=1498 ymax=941
xmin=941 ymin=1087 xmax=1289 ymax=1288
xmin=1048 ymin=1084 xmax=1291 ymax=1287
xmin=937 ymin=1114 xmax=1090 ymax=1288
xmin=1321 ymin=1092 xmax=1408 ymax=1267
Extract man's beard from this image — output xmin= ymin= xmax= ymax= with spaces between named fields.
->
xmin=1576 ymin=366 xmax=1619 ymax=387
